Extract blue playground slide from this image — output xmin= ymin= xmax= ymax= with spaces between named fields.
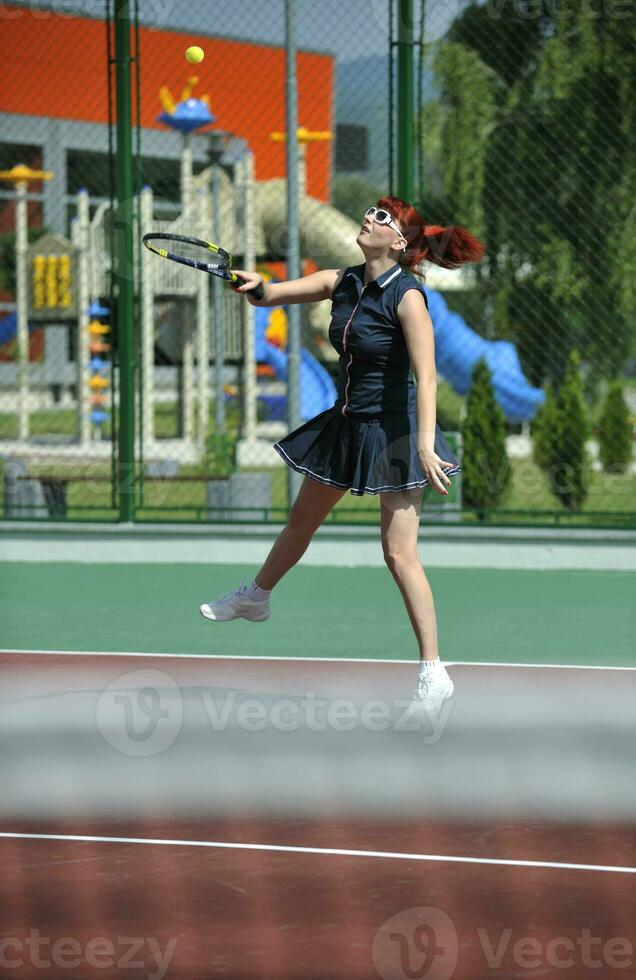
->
xmin=254 ymin=306 xmax=337 ymax=422
xmin=427 ymin=289 xmax=545 ymax=424
xmin=255 ymin=292 xmax=544 ymax=426
xmin=1 ymin=292 xmax=543 ymax=426
xmin=0 ymin=303 xmax=337 ymax=422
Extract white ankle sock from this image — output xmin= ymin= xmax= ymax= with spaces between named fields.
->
xmin=247 ymin=579 xmax=271 ymax=599
xmin=419 ymin=659 xmax=444 ymax=675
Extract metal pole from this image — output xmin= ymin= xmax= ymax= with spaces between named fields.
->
xmin=181 ymin=307 xmax=195 ymax=445
xmin=417 ymin=0 xmax=426 ymax=203
xmin=212 ymin=163 xmax=225 ymax=433
xmin=388 ymin=0 xmax=394 ymax=195
xmin=140 ymin=185 xmax=154 ymax=447
xmin=15 ymin=179 xmax=29 ymax=442
xmin=76 ymin=189 xmax=91 ymax=447
xmin=196 ymin=186 xmax=210 ymax=453
xmin=241 ymin=152 xmax=257 ymax=445
xmin=181 ymin=133 xmax=193 ymax=218
xmin=113 ymin=0 xmax=136 ymax=522
xmin=397 ymin=0 xmax=414 ymax=203
xmin=285 ymin=0 xmax=302 ymax=505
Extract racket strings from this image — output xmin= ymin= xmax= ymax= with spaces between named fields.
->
xmin=165 ymin=240 xmax=226 ymax=265
xmin=142 ymin=233 xmax=258 ymax=293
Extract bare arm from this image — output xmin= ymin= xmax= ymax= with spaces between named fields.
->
xmin=397 ymin=289 xmax=452 ymax=496
xmin=230 ymin=267 xmax=345 ymax=307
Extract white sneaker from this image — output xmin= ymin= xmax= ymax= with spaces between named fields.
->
xmin=199 ymin=578 xmax=271 ymax=622
xmin=412 ymin=664 xmax=454 ymax=710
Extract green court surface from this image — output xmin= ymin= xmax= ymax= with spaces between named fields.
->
xmin=1 ymin=562 xmax=634 ymax=666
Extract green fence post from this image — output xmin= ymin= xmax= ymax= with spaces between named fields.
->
xmin=114 ymin=0 xmax=136 ymax=522
xmin=397 ymin=0 xmax=414 ymax=203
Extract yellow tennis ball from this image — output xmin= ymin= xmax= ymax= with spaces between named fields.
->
xmin=185 ymin=46 xmax=204 ymax=64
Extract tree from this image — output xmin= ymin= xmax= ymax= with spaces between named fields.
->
xmin=420 ymin=1 xmax=636 ymax=395
xmin=549 ymin=349 xmax=591 ymax=511
xmin=598 ymin=381 xmax=633 ymax=474
xmin=531 ymin=381 xmax=558 ymax=472
xmin=461 ymin=358 xmax=510 ymax=518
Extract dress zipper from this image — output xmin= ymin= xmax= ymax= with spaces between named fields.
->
xmin=341 ymin=287 xmax=365 ymax=417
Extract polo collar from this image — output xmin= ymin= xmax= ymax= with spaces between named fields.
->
xmin=345 ymin=263 xmax=403 ymax=290
xmin=376 ymin=264 xmax=403 ymax=288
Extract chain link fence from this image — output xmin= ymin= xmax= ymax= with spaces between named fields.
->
xmin=0 ymin=0 xmax=634 ymax=526
xmin=419 ymin=0 xmax=636 ymax=526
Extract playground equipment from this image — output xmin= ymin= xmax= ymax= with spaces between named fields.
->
xmin=0 ymin=92 xmax=544 ymax=472
xmin=252 ymin=293 xmax=337 ymax=423
xmin=0 ymin=164 xmax=53 ymax=442
xmin=426 ymin=290 xmax=545 ymax=423
xmin=87 ymin=301 xmax=112 ymax=433
xmin=255 ymin=180 xmax=545 ymax=424
xmin=0 ymin=178 xmax=118 ymax=456
xmin=0 ymin=163 xmax=238 ymax=463
xmin=269 ymin=126 xmax=333 ymax=201
xmin=158 ymin=75 xmax=215 ymax=215
xmin=134 ymin=148 xmax=256 ymax=463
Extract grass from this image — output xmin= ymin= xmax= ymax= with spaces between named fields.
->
xmin=0 ymin=409 xmax=82 ymax=440
xmin=1 ymin=402 xmax=634 ymax=526
xmin=0 ymin=399 xmax=238 ymax=442
xmin=1 ymin=456 xmax=634 ymax=527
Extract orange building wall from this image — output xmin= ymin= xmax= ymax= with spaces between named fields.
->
xmin=0 ymin=7 xmax=334 ymax=201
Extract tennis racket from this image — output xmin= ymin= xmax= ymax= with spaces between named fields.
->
xmin=142 ymin=233 xmax=264 ymax=300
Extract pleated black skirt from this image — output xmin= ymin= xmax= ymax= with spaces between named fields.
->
xmin=273 ymin=398 xmax=461 ymax=496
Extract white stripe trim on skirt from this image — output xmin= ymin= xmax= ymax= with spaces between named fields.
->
xmin=273 ymin=442 xmax=461 ymax=496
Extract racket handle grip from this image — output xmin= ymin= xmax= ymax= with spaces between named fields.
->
xmin=233 ymin=275 xmax=264 ymax=301
xmin=246 ymin=281 xmax=265 ymax=300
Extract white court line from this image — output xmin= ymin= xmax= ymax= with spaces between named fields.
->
xmin=0 ymin=832 xmax=634 ymax=875
xmin=0 ymin=649 xmax=635 ymax=671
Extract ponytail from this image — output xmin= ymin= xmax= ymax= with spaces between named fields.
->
xmin=376 ymin=196 xmax=486 ymax=275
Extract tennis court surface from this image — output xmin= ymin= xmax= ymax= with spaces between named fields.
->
xmin=1 ymin=649 xmax=635 ymax=979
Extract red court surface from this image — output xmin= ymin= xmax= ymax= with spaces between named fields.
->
xmin=1 ymin=652 xmax=635 ymax=979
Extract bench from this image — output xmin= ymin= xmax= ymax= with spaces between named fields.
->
xmin=4 ymin=465 xmax=271 ymax=520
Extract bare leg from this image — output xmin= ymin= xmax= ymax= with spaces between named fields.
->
xmin=380 ymin=488 xmax=439 ymax=662
xmin=254 ymin=476 xmax=347 ymax=591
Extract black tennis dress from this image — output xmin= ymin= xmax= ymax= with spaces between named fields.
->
xmin=273 ymin=262 xmax=462 ymax=496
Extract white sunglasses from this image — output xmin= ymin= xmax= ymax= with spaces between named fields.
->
xmin=364 ymin=207 xmax=407 ymax=249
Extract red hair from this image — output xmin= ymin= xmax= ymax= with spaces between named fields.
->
xmin=376 ymin=196 xmax=486 ymax=275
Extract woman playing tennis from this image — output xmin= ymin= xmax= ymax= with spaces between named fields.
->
xmin=200 ymin=196 xmax=485 ymax=708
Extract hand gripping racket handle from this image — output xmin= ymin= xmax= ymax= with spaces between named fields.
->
xmin=232 ymin=275 xmax=264 ymax=301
